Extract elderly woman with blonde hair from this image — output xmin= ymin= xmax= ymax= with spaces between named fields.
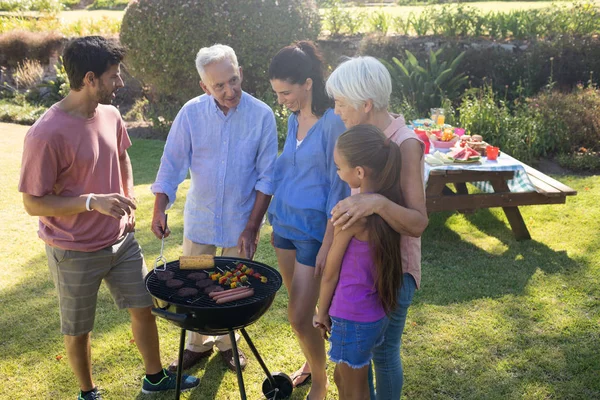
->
xmin=326 ymin=56 xmax=429 ymax=399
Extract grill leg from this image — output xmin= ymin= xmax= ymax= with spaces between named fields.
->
xmin=229 ymin=330 xmax=247 ymax=400
xmin=240 ymin=328 xmax=276 ymax=387
xmin=175 ymin=328 xmax=186 ymax=400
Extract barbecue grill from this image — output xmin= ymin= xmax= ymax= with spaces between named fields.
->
xmin=145 ymin=256 xmax=293 ymax=400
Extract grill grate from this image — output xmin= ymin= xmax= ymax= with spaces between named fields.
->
xmin=146 ymin=257 xmax=282 ymax=309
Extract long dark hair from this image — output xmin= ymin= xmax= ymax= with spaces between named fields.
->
xmin=268 ymin=40 xmax=331 ymax=117
xmin=336 ymin=124 xmax=403 ymax=314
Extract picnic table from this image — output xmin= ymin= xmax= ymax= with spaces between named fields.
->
xmin=424 ymin=153 xmax=577 ymax=240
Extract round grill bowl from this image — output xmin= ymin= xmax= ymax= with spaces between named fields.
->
xmin=145 ymin=256 xmax=282 ymax=335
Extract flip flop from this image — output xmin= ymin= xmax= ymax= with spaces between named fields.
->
xmin=290 ymin=369 xmax=311 ymax=388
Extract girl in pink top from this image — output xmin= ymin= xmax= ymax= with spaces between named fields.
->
xmin=314 ymin=124 xmax=405 ymax=400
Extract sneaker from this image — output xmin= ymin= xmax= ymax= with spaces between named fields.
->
xmin=141 ymin=369 xmax=200 ymax=394
xmin=77 ymin=388 xmax=102 ymax=400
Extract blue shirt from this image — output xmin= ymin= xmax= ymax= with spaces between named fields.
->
xmin=268 ymin=108 xmax=350 ymax=242
xmin=151 ymin=92 xmax=278 ymax=247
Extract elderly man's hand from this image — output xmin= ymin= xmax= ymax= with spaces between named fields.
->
xmin=151 ymin=211 xmax=170 ymax=240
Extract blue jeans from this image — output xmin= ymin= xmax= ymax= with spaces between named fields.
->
xmin=368 ymin=273 xmax=417 ymax=399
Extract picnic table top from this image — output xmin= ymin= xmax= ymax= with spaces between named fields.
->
xmin=425 ymin=152 xmax=577 ymax=197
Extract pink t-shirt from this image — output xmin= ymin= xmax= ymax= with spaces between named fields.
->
xmin=19 ymin=104 xmax=131 ymax=252
xmin=350 ymin=116 xmax=424 ymax=288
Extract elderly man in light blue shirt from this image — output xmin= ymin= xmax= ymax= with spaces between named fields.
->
xmin=150 ymin=44 xmax=278 ymax=373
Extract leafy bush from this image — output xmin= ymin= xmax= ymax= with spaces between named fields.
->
xmin=367 ymin=9 xmax=392 ymax=35
xmin=0 ymin=14 xmax=121 ymax=36
xmin=534 ymin=85 xmax=600 ymax=153
xmin=382 ymin=48 xmax=468 ymax=116
xmin=120 ymin=0 xmax=320 ymax=106
xmin=0 ymin=96 xmax=46 ymax=124
xmin=361 ymin=35 xmax=600 ymax=102
xmin=557 ymin=151 xmax=600 ymax=173
xmin=457 ymin=85 xmax=578 ymax=163
xmin=0 ymin=30 xmax=64 ymax=67
xmin=321 ymin=2 xmax=600 ymax=40
xmin=0 ymin=0 xmax=64 ymax=13
xmin=88 ymin=0 xmax=129 ymax=10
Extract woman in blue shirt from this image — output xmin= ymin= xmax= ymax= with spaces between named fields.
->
xmin=268 ymin=41 xmax=349 ymax=400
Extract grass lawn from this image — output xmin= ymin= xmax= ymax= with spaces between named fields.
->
xmin=1 ymin=121 xmax=599 ymax=399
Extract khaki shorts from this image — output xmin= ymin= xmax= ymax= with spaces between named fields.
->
xmin=46 ymin=232 xmax=153 ymax=336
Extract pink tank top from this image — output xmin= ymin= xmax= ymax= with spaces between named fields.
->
xmin=350 ymin=116 xmax=423 ymax=288
xmin=329 ymin=238 xmax=386 ymax=322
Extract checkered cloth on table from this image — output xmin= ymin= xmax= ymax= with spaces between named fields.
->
xmin=424 ymin=153 xmax=537 ymax=193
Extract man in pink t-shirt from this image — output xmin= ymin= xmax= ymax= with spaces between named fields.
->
xmin=18 ymin=36 xmax=199 ymax=400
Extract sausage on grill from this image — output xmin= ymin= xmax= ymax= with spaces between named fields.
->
xmin=215 ymin=288 xmax=255 ymax=304
xmin=209 ymin=286 xmax=250 ymax=299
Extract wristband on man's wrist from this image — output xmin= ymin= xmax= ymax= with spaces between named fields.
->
xmin=85 ymin=193 xmax=94 ymax=211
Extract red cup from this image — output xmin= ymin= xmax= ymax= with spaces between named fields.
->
xmin=414 ymin=129 xmax=431 ymax=154
xmin=486 ymin=145 xmax=499 ymax=160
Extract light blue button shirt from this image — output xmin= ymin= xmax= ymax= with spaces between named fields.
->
xmin=268 ymin=108 xmax=350 ymax=242
xmin=151 ymin=92 xmax=278 ymax=247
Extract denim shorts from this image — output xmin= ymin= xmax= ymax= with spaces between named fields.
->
xmin=328 ymin=316 xmax=388 ymax=369
xmin=272 ymin=233 xmax=321 ymax=267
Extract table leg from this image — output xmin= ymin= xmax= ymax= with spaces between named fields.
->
xmin=490 ymin=179 xmax=532 ymax=241
xmin=453 ymin=182 xmax=475 ymax=214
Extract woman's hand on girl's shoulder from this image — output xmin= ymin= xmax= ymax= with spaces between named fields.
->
xmin=331 ymin=193 xmax=381 ymax=231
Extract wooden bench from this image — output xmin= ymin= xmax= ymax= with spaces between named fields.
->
xmin=426 ymin=165 xmax=577 ymax=241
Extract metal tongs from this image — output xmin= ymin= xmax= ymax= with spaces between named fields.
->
xmin=154 ymin=214 xmax=168 ymax=272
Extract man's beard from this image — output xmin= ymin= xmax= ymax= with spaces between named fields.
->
xmin=98 ymin=83 xmax=115 ymax=105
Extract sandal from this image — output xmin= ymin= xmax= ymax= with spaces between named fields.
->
xmin=290 ymin=369 xmax=311 ymax=388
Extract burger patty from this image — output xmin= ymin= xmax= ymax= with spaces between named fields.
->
xmin=204 ymin=285 xmax=224 ymax=294
xmin=165 ymin=279 xmax=184 ymax=288
xmin=187 ymin=272 xmax=208 ymax=280
xmin=155 ymin=270 xmax=175 ymax=281
xmin=195 ymin=279 xmax=213 ymax=288
xmin=177 ymin=287 xmax=199 ymax=297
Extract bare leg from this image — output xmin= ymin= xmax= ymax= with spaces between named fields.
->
xmin=64 ymin=333 xmax=94 ymax=391
xmin=288 ymin=262 xmax=328 ymax=400
xmin=337 ymin=363 xmax=370 ymax=400
xmin=275 ymin=248 xmax=311 ymax=386
xmin=129 ymin=306 xmax=162 ymax=374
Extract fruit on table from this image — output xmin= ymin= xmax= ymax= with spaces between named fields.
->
xmin=441 ymin=128 xmax=455 ymax=141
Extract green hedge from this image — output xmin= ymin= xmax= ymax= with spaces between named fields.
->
xmin=457 ymin=84 xmax=600 ymax=166
xmin=120 ymin=0 xmax=320 ymax=107
xmin=360 ymin=35 xmax=600 ymax=101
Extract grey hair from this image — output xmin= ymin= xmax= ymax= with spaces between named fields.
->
xmin=195 ymin=44 xmax=239 ymax=80
xmin=326 ymin=56 xmax=392 ymax=111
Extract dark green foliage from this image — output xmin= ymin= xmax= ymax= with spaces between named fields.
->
xmin=362 ymin=35 xmax=600 ymax=102
xmin=534 ymin=85 xmax=600 ymax=153
xmin=120 ymin=0 xmax=320 ymax=106
xmin=457 ymin=84 xmax=600 ymax=164
xmin=557 ymin=151 xmax=600 ymax=172
xmin=88 ymin=0 xmax=129 ymax=10
xmin=381 ymin=48 xmax=468 ymax=116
